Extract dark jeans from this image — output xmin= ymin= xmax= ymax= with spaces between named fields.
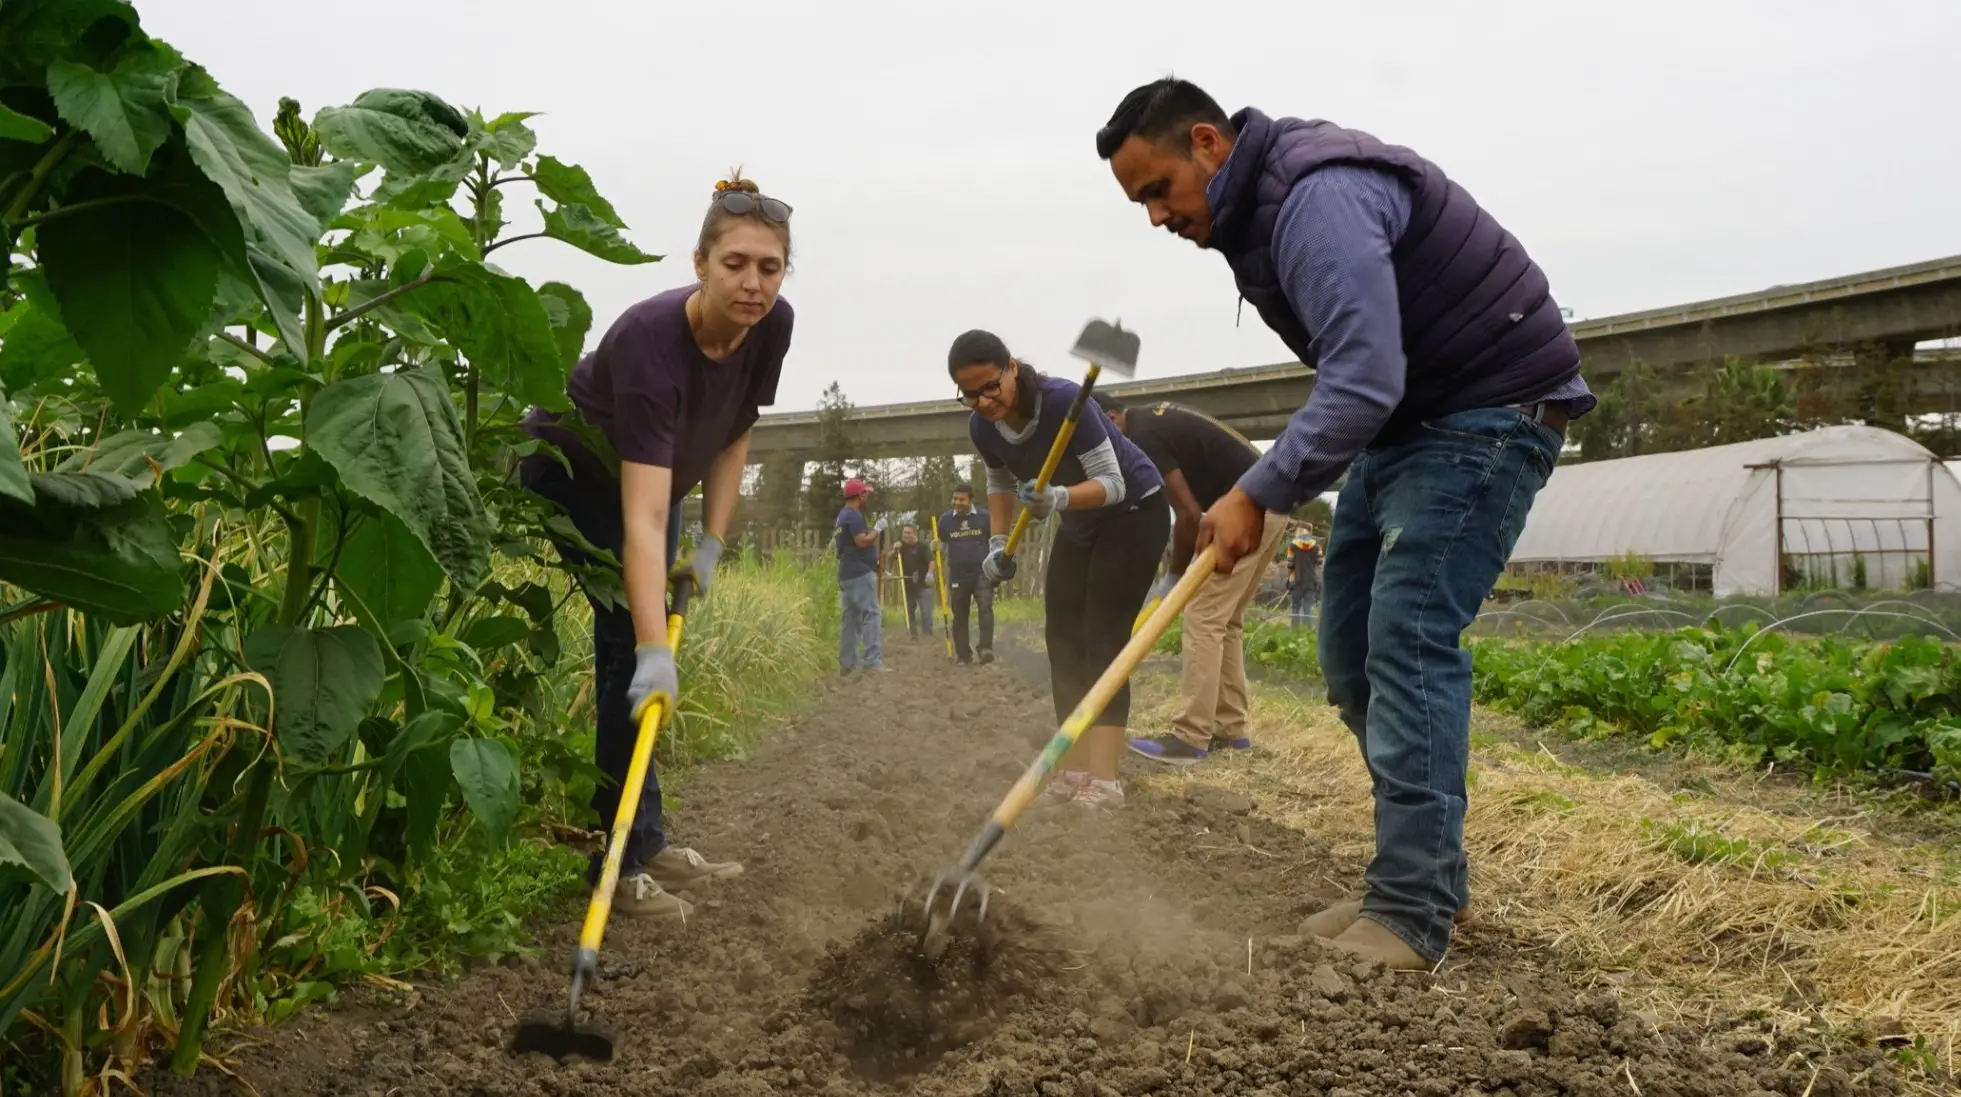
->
xmin=1044 ymin=491 xmax=1170 ymax=726
xmin=946 ymin=571 xmax=993 ymax=660
xmin=1289 ymin=583 xmax=1319 ymax=627
xmin=903 ymin=581 xmax=933 ymax=637
xmin=520 ymin=456 xmax=681 ymax=879
xmin=1318 ymin=407 xmax=1561 ymax=961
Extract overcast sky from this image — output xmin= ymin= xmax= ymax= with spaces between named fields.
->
xmin=148 ymin=1 xmax=1960 ymax=414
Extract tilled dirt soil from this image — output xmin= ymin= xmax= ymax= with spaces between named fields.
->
xmin=151 ymin=635 xmax=1911 ymax=1096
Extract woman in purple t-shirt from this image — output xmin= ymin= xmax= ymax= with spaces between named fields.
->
xmin=949 ymin=329 xmax=1169 ymax=812
xmin=519 ymin=176 xmax=794 ymax=921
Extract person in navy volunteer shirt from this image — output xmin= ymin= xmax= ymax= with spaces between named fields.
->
xmin=1098 ymin=79 xmax=1588 ymax=967
xmin=889 ymin=525 xmax=935 ymax=641
xmin=835 ymin=478 xmax=890 ymax=674
xmin=935 ymin=484 xmax=994 ymax=665
xmin=952 ymin=329 xmax=1168 ymax=811
xmin=519 ymin=174 xmax=791 ymax=920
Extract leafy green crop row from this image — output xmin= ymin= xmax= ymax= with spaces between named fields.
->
xmin=1469 ymin=627 xmax=1961 ymax=783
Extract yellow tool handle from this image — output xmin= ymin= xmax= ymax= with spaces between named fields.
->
xmin=576 ymin=601 xmax=687 ymax=954
xmin=1002 ymin=362 xmax=1102 ymax=558
xmin=931 ymin=515 xmax=953 ymax=659
xmin=989 ymin=546 xmax=1215 ymax=831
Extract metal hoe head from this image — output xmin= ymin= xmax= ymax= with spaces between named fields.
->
xmin=899 ymin=868 xmax=992 ymax=960
xmin=1068 ymin=318 xmax=1141 ymax=379
xmin=508 ymin=954 xmax=616 ymax=1061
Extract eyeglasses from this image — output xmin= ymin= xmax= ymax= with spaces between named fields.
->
xmin=955 ymin=364 xmax=1014 ymax=408
xmin=714 ymin=189 xmax=793 ymax=223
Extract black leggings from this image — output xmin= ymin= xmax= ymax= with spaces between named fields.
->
xmin=1044 ymin=490 xmax=1170 ymax=727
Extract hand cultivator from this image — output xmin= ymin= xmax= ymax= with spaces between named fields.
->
xmin=900 ymin=549 xmax=1217 ymax=957
xmin=510 ymin=582 xmax=692 ymax=1062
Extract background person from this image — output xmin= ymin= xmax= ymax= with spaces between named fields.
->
xmin=519 ymin=176 xmax=785 ymax=919
xmin=835 ymin=478 xmax=889 ymax=674
xmin=937 ymin=485 xmax=994 ymax=665
xmin=1287 ymin=529 xmax=1322 ymax=627
xmin=952 ymin=329 xmax=1168 ymax=811
xmin=1097 ymin=78 xmax=1587 ymax=968
xmin=890 ymin=524 xmax=935 ymax=640
xmin=1102 ymin=396 xmax=1285 ymax=765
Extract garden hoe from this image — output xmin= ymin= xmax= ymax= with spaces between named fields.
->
xmin=902 ymin=548 xmax=1218 ymax=958
xmin=992 ymin=319 xmax=1142 ymax=570
xmin=931 ymin=514 xmax=954 ymax=661
xmin=510 ymin=582 xmax=692 ymax=1063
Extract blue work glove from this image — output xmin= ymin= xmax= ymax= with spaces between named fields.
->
xmin=1147 ymin=572 xmax=1180 ymax=603
xmin=981 ymin=533 xmax=1016 ymax=585
xmin=1017 ymin=480 xmax=1069 ymax=520
xmin=627 ymin=644 xmax=679 ymax=722
xmin=671 ymin=534 xmax=724 ymax=597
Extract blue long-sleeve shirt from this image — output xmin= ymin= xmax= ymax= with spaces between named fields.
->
xmin=1218 ymin=160 xmax=1594 ymax=513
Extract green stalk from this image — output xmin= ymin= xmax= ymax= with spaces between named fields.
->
xmin=1 ymin=130 xmax=81 ymax=227
xmin=173 ymin=294 xmax=329 ymax=1077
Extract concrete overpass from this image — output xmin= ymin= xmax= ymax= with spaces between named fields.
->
xmin=751 ymin=254 xmax=1961 ymax=461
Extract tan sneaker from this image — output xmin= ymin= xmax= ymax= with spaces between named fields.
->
xmin=1072 ymin=778 xmax=1125 ymax=812
xmin=644 ymin=846 xmax=744 ymax=892
xmin=1301 ymin=897 xmax=1474 ymax=938
xmin=1031 ymin=770 xmax=1090 ymax=810
xmin=614 ymin=873 xmax=692 ymax=920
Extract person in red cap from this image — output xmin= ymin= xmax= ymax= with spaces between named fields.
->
xmin=835 ymin=478 xmax=889 ymax=674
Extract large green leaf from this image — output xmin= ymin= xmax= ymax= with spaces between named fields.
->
xmin=0 ymin=400 xmax=32 ymax=506
xmin=313 ymin=89 xmax=468 ymax=176
xmin=535 ymin=281 xmax=592 ymax=369
xmin=0 ymin=104 xmax=54 ymax=143
xmin=169 ymin=86 xmax=321 ymax=354
xmin=243 ymin=625 xmax=385 ymax=765
xmin=306 ymin=369 xmax=491 ymax=591
xmin=0 ymin=300 xmax=84 ymax=393
xmin=0 ymin=791 xmax=71 ymax=894
xmin=37 ymin=172 xmax=221 ymax=416
xmin=53 ymin=422 xmax=222 ymax=485
xmin=46 ymin=57 xmax=172 ymax=176
xmin=0 ymin=486 xmax=183 ymax=623
xmin=31 ymin=469 xmax=142 ymax=509
xmin=0 ymin=0 xmax=139 ymax=86
xmin=405 ymin=262 xmax=565 ymax=408
xmin=529 ymin=156 xmax=624 ymax=227
xmin=538 ymin=201 xmax=660 ymax=265
xmin=479 ymin=111 xmax=536 ymax=169
xmin=337 ymin=509 xmax=445 ymax=627
xmin=289 ymin=160 xmax=365 ymax=236
xmin=449 ymin=737 xmax=518 ymax=842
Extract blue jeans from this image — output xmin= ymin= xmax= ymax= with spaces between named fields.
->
xmin=1318 ymin=407 xmax=1561 ymax=961
xmin=903 ymin=582 xmax=933 ymax=637
xmin=1289 ymin=584 xmax=1319 ymax=627
xmin=519 ymin=456 xmax=681 ymax=879
xmin=838 ymin=572 xmax=883 ymax=670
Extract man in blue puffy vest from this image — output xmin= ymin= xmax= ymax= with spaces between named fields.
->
xmin=1098 ymin=78 xmax=1591 ymax=969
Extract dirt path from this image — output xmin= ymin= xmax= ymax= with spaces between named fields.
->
xmin=152 ymin=633 xmax=1914 ymax=1097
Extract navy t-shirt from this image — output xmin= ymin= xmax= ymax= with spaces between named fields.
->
xmin=937 ymin=508 xmax=990 ymax=578
xmin=970 ymin=375 xmax=1163 ymax=545
xmin=835 ymin=506 xmax=878 ymax=581
xmin=524 ymin=285 xmax=792 ymax=503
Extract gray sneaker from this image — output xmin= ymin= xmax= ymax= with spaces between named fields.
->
xmin=614 ymin=873 xmax=692 ymax=920
xmin=644 ymin=846 xmax=743 ymax=892
xmin=1031 ymin=770 xmax=1089 ymax=811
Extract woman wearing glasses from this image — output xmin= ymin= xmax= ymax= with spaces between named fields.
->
xmin=520 ymin=176 xmax=794 ymax=919
xmin=949 ymin=329 xmax=1168 ymax=811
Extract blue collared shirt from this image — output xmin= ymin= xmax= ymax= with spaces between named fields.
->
xmin=1209 ymin=150 xmax=1594 ymax=512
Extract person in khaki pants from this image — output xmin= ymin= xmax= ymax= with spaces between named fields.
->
xmin=1101 ymin=397 xmax=1288 ymax=765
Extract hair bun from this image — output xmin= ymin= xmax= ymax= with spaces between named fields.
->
xmin=714 ymin=170 xmax=761 ymax=195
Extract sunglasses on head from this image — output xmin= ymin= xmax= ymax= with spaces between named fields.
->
xmin=714 ymin=189 xmax=792 ymax=223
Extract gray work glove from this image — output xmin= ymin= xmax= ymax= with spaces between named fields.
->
xmin=981 ymin=533 xmax=1016 ymax=585
xmin=873 ymin=516 xmax=888 ymax=534
xmin=671 ymin=534 xmax=724 ymax=597
xmin=627 ymin=644 xmax=678 ymax=723
xmin=1017 ymin=480 xmax=1069 ymax=520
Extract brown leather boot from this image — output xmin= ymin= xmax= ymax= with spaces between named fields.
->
xmin=1300 ymin=897 xmax=1475 ymax=938
xmin=1317 ymin=917 xmax=1429 ymax=971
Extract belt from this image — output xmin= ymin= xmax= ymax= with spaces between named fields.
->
xmin=1511 ymin=401 xmax=1569 ymax=437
